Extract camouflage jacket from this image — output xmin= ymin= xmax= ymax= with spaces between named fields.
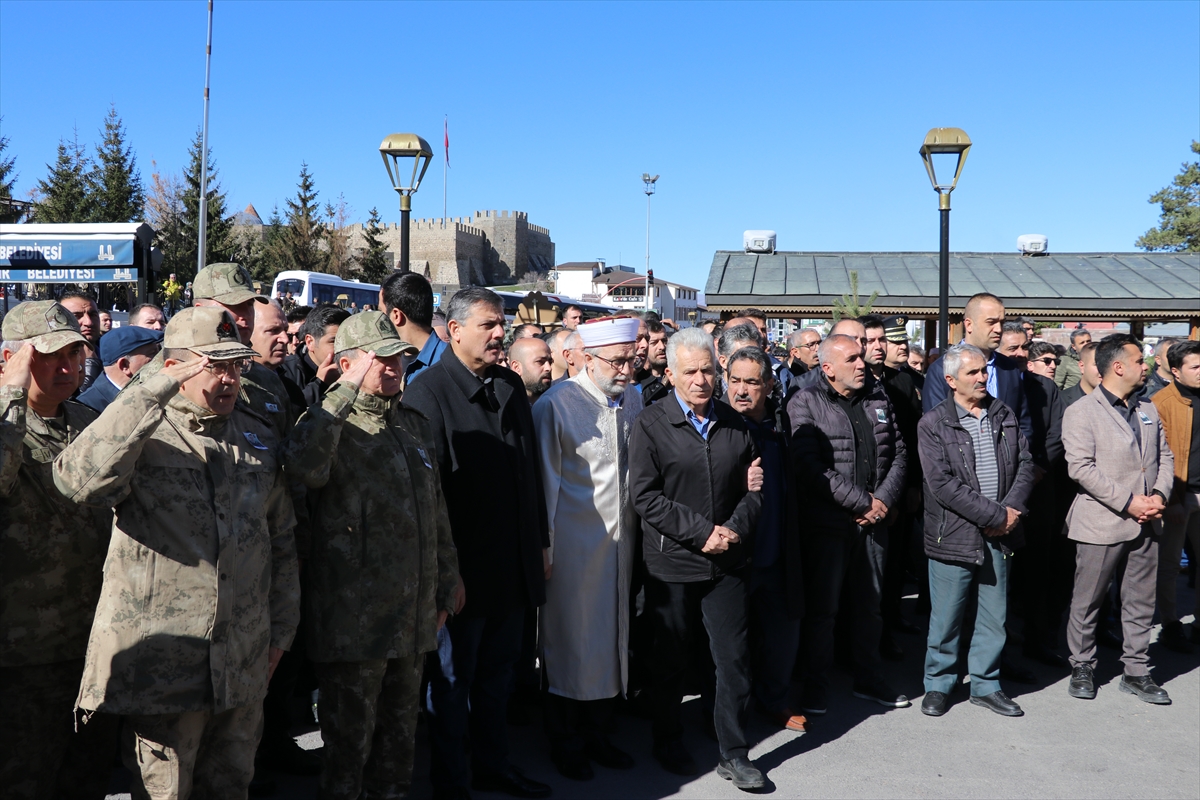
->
xmin=1 ymin=388 xmax=112 ymax=667
xmin=53 ymin=371 xmax=300 ymax=715
xmin=282 ymin=382 xmax=459 ymax=662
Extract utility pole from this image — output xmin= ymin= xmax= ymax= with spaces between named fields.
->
xmin=642 ymin=173 xmax=659 ymax=311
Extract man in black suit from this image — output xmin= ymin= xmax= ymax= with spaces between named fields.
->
xmin=403 ymin=288 xmax=552 ymax=800
xmin=922 ymin=293 xmax=1033 ymax=443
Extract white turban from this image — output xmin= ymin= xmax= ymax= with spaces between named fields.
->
xmin=576 ymin=317 xmax=641 ymax=348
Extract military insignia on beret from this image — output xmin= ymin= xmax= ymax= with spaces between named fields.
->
xmin=378 ymin=316 xmax=393 ymax=336
xmin=218 ymin=319 xmax=236 ymax=339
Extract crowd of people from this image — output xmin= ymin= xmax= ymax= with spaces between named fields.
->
xmin=2 ymin=264 xmax=1197 ymax=800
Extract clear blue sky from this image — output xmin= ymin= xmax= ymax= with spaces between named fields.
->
xmin=2 ymin=0 xmax=1197 ymax=292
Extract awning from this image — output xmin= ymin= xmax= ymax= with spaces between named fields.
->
xmin=0 ymin=222 xmax=155 ymax=282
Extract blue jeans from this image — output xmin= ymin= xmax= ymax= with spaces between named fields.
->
xmin=925 ymin=541 xmax=1009 ymax=697
xmin=428 ymin=608 xmax=524 ymax=789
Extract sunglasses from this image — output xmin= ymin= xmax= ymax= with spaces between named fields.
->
xmin=1033 ymin=357 xmax=1060 ymax=367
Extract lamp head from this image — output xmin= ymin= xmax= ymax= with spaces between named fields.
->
xmin=643 ymin=173 xmax=659 ymax=195
xmin=919 ymin=127 xmax=971 ymax=194
xmin=380 ymin=133 xmax=434 ymax=196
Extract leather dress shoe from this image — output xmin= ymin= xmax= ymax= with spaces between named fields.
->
xmin=551 ymin=749 xmax=594 ymax=781
xmin=768 ymin=708 xmax=808 ymax=733
xmin=921 ymin=691 xmax=949 ymax=716
xmin=1000 ymin=657 xmax=1037 ymax=685
xmin=653 ymin=738 xmax=699 ymax=776
xmin=1068 ymin=664 xmax=1096 ymax=699
xmin=1023 ymin=643 xmax=1068 ymax=669
xmin=1120 ymin=674 xmax=1172 ymax=705
xmin=586 ymin=738 xmax=634 ymax=769
xmin=717 ymin=756 xmax=765 ymax=791
xmin=852 ymin=678 xmax=911 ymax=708
xmin=970 ymin=690 xmax=1024 ymax=717
xmin=471 ymin=766 xmax=552 ymax=798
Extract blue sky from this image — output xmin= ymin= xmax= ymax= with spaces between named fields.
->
xmin=1 ymin=1 xmax=1197 ymax=292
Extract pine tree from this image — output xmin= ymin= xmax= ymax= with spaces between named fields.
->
xmin=34 ymin=131 xmax=93 ymax=223
xmin=358 ymin=206 xmax=392 ymax=284
xmin=832 ymin=270 xmax=878 ymax=321
xmin=0 ymin=126 xmax=20 ymax=223
xmin=278 ymin=163 xmax=327 ymax=273
xmin=1137 ymin=140 xmax=1200 ymax=252
xmin=258 ymin=204 xmax=290 ymax=282
xmin=89 ymin=105 xmax=144 ymax=223
xmin=179 ymin=128 xmax=233 ymax=281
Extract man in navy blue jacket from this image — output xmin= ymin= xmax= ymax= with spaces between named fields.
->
xmin=922 ymin=293 xmax=1033 ymax=443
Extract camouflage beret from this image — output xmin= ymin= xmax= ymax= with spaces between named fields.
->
xmin=334 ymin=311 xmax=418 ymax=358
xmin=164 ymin=306 xmax=259 ymax=360
xmin=192 ymin=262 xmax=268 ymax=306
xmin=1 ymin=301 xmax=89 ymax=354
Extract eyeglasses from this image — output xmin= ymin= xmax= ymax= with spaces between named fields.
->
xmin=202 ymin=358 xmax=251 ymax=377
xmin=590 ymin=353 xmax=636 ymax=372
xmin=798 ymin=341 xmax=820 ymax=349
xmin=1033 ymin=357 xmax=1059 ymax=367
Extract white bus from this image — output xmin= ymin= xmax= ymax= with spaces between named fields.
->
xmin=271 ymin=271 xmax=380 ymax=309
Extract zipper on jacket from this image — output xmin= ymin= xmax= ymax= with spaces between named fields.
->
xmin=706 ymin=439 xmax=717 ymax=581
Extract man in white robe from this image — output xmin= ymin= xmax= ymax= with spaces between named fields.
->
xmin=533 ymin=317 xmax=644 ymax=781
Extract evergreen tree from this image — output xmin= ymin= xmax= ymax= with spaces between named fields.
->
xmin=89 ymin=105 xmax=144 ymax=223
xmin=278 ymin=163 xmax=327 ymax=273
xmin=1137 ymin=140 xmax=1200 ymax=252
xmin=178 ymin=129 xmax=234 ymax=281
xmin=34 ymin=131 xmax=93 ymax=223
xmin=831 ymin=270 xmax=878 ymax=321
xmin=358 ymin=206 xmax=392 ymax=284
xmin=0 ymin=127 xmax=20 ymax=223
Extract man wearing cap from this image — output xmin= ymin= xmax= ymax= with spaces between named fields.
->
xmin=76 ymin=325 xmax=163 ymax=413
xmin=54 ymin=306 xmax=301 ymax=798
xmin=1 ymin=302 xmax=118 ymax=799
xmin=533 ymin=317 xmax=644 ymax=781
xmin=283 ymin=311 xmax=461 ymax=800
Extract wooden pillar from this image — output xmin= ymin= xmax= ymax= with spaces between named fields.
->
xmin=948 ymin=320 xmax=964 ymax=347
xmin=1189 ymin=317 xmax=1200 ymax=341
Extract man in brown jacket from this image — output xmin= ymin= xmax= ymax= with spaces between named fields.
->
xmin=1062 ymin=334 xmax=1173 ymax=705
xmin=1151 ymin=339 xmax=1200 ymax=653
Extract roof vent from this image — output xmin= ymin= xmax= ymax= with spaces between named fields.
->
xmin=1017 ymin=234 xmax=1049 ymax=256
xmin=744 ymin=230 xmax=776 ymax=254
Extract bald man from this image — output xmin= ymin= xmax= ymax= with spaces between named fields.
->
xmin=509 ymin=337 xmax=554 ymax=404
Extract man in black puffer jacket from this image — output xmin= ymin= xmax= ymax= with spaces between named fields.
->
xmin=917 ymin=343 xmax=1034 ymax=719
xmin=788 ymin=333 xmax=908 ymax=715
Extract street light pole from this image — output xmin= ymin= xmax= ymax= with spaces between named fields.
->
xmin=642 ymin=173 xmax=658 ymax=312
xmin=380 ymin=133 xmax=433 ymax=273
xmin=919 ymin=128 xmax=971 ymax=349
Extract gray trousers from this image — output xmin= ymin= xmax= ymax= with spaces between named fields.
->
xmin=1067 ymin=529 xmax=1158 ymax=677
xmin=1158 ymin=492 xmax=1200 ymax=625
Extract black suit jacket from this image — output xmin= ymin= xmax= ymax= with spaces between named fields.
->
xmin=923 ymin=350 xmax=1034 ymax=443
xmin=402 ymin=348 xmax=549 ymax=613
xmin=75 ymin=373 xmax=120 ymax=414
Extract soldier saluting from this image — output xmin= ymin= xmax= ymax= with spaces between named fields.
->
xmin=53 ymin=306 xmax=301 ymax=799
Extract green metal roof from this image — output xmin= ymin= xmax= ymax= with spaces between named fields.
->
xmin=704 ymin=251 xmax=1200 ymax=319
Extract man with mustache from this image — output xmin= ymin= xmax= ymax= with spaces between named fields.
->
xmin=532 ymin=317 xmax=644 ymax=781
xmin=54 ymin=307 xmax=301 ymax=798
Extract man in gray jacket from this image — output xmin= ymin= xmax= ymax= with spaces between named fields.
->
xmin=917 ymin=344 xmax=1034 ymax=718
xmin=1063 ymin=333 xmax=1174 ymax=705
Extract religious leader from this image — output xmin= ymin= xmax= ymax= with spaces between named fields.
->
xmin=532 ymin=316 xmax=644 ymax=782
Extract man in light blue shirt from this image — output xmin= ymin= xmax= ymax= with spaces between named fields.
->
xmin=379 ymin=272 xmax=448 ymax=387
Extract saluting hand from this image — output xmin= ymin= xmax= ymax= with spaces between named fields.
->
xmin=161 ymin=355 xmax=211 ymax=384
xmin=747 ymin=457 xmax=763 ymax=492
xmin=0 ymin=342 xmax=34 ymax=391
xmin=336 ymin=351 xmax=376 ymax=389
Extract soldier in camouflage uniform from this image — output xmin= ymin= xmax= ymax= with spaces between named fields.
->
xmin=53 ymin=307 xmax=301 ymax=800
xmin=1 ymin=302 xmax=118 ymax=800
xmin=282 ymin=311 xmax=463 ymax=800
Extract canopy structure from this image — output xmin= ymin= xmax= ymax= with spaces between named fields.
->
xmin=705 ymin=250 xmax=1200 ymax=341
xmin=0 ymin=222 xmax=159 ymax=287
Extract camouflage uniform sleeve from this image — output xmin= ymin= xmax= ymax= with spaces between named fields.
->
xmin=266 ymin=459 xmax=302 ymax=651
xmin=0 ymin=386 xmax=29 ymax=496
xmin=281 ymin=380 xmax=357 ymax=490
xmin=52 ymin=371 xmax=179 ymax=507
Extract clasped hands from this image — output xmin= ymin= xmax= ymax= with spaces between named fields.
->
xmin=1127 ymin=494 xmax=1165 ymax=524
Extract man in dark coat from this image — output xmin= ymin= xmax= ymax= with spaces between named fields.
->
xmin=788 ymin=333 xmax=909 ymax=716
xmin=917 ymin=343 xmax=1035 ymax=718
xmin=629 ymin=327 xmax=764 ymax=791
xmin=279 ymin=303 xmax=349 ymax=409
xmin=402 ymin=288 xmax=552 ymax=800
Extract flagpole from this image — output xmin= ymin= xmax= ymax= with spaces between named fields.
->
xmin=197 ymin=0 xmax=214 ymax=274
xmin=442 ymin=115 xmax=448 ymax=228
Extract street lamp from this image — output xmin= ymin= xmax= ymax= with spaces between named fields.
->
xmin=919 ymin=127 xmax=971 ymax=349
xmin=380 ymin=133 xmax=433 ymax=272
xmin=643 ymin=173 xmax=659 ymax=311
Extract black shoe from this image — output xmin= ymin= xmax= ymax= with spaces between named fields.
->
xmin=1097 ymin=627 xmax=1123 ymax=650
xmin=1068 ymin=664 xmax=1096 ymax=699
xmin=550 ymin=749 xmax=593 ymax=781
xmin=653 ymin=738 xmax=699 ymax=776
xmin=717 ymin=756 xmax=765 ymax=791
xmin=586 ymin=739 xmax=634 ymax=769
xmin=471 ymin=766 xmax=552 ymax=798
xmin=1000 ymin=657 xmax=1037 ymax=685
xmin=969 ymin=691 xmax=1024 ymax=717
xmin=852 ymin=679 xmax=911 ymax=708
xmin=921 ymin=691 xmax=949 ymax=717
xmin=256 ymin=738 xmax=322 ymax=776
xmin=1160 ymin=621 xmax=1197 ymax=654
xmin=1023 ymin=643 xmax=1069 ymax=669
xmin=1119 ymin=674 xmax=1172 ymax=705
xmin=880 ymin=633 xmax=905 ymax=662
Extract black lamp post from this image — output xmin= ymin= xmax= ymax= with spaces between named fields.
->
xmin=379 ymin=133 xmax=433 ymax=272
xmin=919 ymin=127 xmax=971 ymax=349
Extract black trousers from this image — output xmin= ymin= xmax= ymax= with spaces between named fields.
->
xmin=645 ymin=569 xmax=751 ymax=761
xmin=543 ymin=694 xmax=616 ymax=758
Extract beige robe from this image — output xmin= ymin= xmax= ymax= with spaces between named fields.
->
xmin=533 ymin=372 xmax=642 ymax=701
